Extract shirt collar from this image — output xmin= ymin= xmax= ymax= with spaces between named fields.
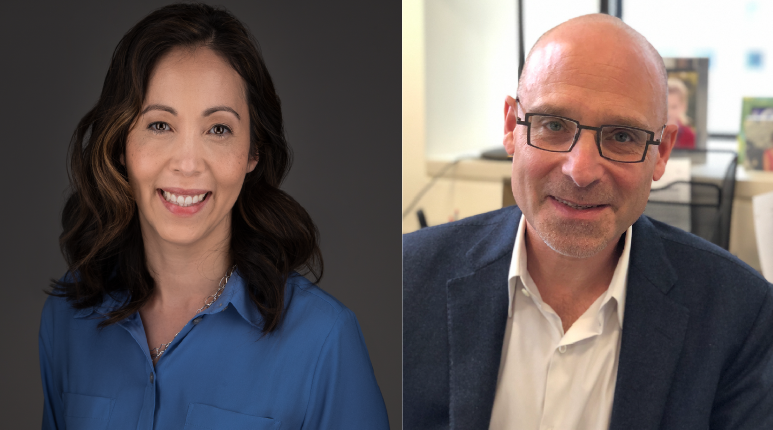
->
xmin=73 ymin=290 xmax=129 ymax=318
xmin=507 ymin=214 xmax=631 ymax=328
xmin=72 ymin=269 xmax=291 ymax=330
xmin=212 ymin=269 xmax=264 ymax=329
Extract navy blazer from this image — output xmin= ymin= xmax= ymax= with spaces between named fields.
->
xmin=403 ymin=206 xmax=773 ymax=429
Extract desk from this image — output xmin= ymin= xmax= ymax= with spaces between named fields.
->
xmin=426 ymin=147 xmax=773 ymax=272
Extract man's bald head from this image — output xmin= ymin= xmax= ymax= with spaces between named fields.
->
xmin=518 ymin=14 xmax=668 ymax=124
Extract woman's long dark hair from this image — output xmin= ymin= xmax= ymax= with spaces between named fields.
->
xmin=51 ymin=3 xmax=323 ymax=333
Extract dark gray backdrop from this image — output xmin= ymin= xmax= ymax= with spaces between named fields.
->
xmin=0 ymin=1 xmax=399 ymax=428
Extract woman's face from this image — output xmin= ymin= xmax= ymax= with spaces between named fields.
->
xmin=125 ymin=47 xmax=256 ymax=248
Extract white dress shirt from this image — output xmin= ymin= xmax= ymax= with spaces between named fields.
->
xmin=489 ymin=215 xmax=632 ymax=430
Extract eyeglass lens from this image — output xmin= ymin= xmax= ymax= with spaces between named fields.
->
xmin=528 ymin=114 xmax=649 ymax=162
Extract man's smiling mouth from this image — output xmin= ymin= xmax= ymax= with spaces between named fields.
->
xmin=552 ymin=196 xmax=604 ymax=210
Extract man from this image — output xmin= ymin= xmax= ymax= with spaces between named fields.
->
xmin=403 ymin=14 xmax=773 ymax=430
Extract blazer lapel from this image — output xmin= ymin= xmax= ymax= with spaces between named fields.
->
xmin=446 ymin=207 xmax=520 ymax=429
xmin=609 ymin=216 xmax=690 ymax=430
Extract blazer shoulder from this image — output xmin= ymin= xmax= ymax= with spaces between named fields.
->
xmin=403 ymin=207 xmax=520 ymax=295
xmin=403 ymin=206 xmax=518 ymax=256
xmin=641 ymin=216 xmax=771 ymax=306
xmin=649 ymin=216 xmax=766 ymax=282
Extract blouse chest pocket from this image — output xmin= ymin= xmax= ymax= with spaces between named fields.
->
xmin=184 ymin=403 xmax=281 ymax=430
xmin=63 ymin=392 xmax=115 ymax=430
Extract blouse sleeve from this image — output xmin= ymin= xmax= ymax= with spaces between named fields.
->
xmin=40 ymin=297 xmax=64 ymax=430
xmin=302 ymin=308 xmax=390 ymax=429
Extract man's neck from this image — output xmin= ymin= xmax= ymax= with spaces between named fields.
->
xmin=524 ymin=222 xmax=624 ymax=332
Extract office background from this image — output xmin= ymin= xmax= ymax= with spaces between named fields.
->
xmin=0 ymin=1 xmax=400 ymax=428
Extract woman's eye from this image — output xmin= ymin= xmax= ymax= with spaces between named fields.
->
xmin=209 ymin=124 xmax=232 ymax=136
xmin=148 ymin=122 xmax=170 ymax=133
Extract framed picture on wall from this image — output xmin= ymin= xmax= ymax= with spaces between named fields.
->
xmin=663 ymin=57 xmax=709 ymax=150
xmin=739 ymin=97 xmax=773 ymax=170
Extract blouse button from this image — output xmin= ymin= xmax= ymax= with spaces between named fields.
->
xmin=558 ymin=345 xmax=567 ymax=353
xmin=193 ymin=317 xmax=202 ymax=325
xmin=149 ymin=373 xmax=154 ymax=384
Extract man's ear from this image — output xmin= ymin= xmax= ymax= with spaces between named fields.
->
xmin=503 ymin=95 xmax=519 ymax=155
xmin=652 ymin=124 xmax=678 ymax=181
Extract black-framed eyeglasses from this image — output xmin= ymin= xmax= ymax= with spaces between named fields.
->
xmin=514 ymin=98 xmax=666 ymax=163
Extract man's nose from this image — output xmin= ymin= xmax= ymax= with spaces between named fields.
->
xmin=561 ymin=129 xmax=604 ymax=188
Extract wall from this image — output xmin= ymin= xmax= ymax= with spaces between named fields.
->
xmin=402 ymin=0 xmax=502 ymax=233
xmin=423 ymin=0 xmax=598 ymax=160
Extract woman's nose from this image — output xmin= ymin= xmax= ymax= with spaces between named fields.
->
xmin=170 ymin=131 xmax=204 ymax=175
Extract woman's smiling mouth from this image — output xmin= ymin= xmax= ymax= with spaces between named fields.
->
xmin=157 ymin=188 xmax=211 ymax=215
xmin=161 ymin=190 xmax=209 ymax=207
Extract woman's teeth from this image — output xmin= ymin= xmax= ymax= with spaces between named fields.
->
xmin=163 ymin=191 xmax=207 ymax=207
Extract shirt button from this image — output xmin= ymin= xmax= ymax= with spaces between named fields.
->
xmin=558 ymin=345 xmax=567 ymax=353
xmin=193 ymin=317 xmax=202 ymax=325
xmin=521 ymin=288 xmax=530 ymax=298
xmin=149 ymin=373 xmax=154 ymax=383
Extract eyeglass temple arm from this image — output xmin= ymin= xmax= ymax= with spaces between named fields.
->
xmin=513 ymin=97 xmax=530 ymax=125
xmin=648 ymin=125 xmax=668 ymax=145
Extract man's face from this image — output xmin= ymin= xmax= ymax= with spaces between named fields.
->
xmin=503 ymin=26 xmax=677 ymax=258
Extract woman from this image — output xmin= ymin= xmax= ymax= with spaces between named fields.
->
xmin=39 ymin=3 xmax=389 ymax=429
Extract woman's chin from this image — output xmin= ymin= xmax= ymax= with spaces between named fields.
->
xmin=144 ymin=223 xmax=226 ymax=249
xmin=156 ymin=230 xmax=207 ymax=247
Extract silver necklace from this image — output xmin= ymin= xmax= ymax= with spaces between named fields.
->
xmin=149 ymin=265 xmax=236 ymax=362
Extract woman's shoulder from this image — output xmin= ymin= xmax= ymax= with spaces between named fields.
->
xmin=42 ymin=272 xmax=126 ymax=323
xmin=283 ymin=273 xmax=358 ymax=331
xmin=39 ymin=293 xmax=89 ymax=350
xmin=286 ymin=273 xmax=346 ymax=311
xmin=41 ymin=293 xmax=80 ymax=323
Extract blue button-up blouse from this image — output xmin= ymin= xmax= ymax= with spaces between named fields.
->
xmin=39 ymin=272 xmax=389 ymax=429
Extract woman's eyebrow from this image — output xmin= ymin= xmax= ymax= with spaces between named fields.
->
xmin=141 ymin=104 xmax=177 ymax=115
xmin=203 ymin=105 xmax=240 ymax=120
xmin=139 ymin=104 xmax=241 ymax=121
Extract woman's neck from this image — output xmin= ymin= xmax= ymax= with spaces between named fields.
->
xmin=141 ymin=223 xmax=233 ymax=311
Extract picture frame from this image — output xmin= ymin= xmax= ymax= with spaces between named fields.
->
xmin=738 ymin=97 xmax=773 ymax=170
xmin=663 ymin=57 xmax=709 ymax=150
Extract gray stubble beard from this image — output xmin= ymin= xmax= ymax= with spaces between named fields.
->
xmin=534 ymin=217 xmax=614 ymax=259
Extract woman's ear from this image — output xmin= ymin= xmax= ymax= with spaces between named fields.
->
xmin=247 ymin=154 xmax=258 ymax=173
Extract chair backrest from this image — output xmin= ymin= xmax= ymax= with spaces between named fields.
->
xmin=645 ymin=149 xmax=738 ymax=250
xmin=713 ymin=152 xmax=738 ymax=249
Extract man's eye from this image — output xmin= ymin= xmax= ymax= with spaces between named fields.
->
xmin=612 ymin=131 xmax=632 ymax=142
xmin=209 ymin=124 xmax=232 ymax=136
xmin=149 ymin=122 xmax=170 ymax=133
xmin=547 ymin=121 xmax=564 ymax=132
